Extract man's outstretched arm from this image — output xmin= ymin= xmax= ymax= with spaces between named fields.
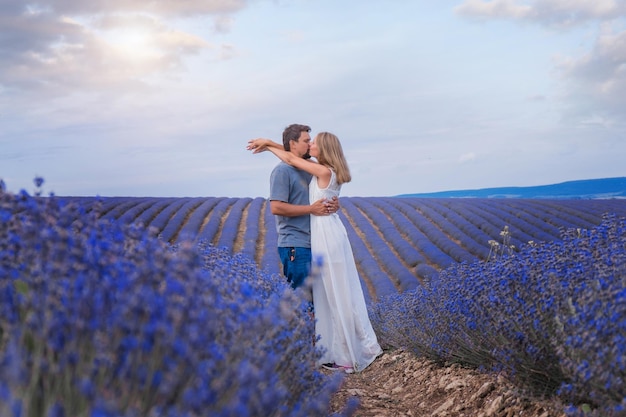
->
xmin=270 ymin=197 xmax=338 ymax=217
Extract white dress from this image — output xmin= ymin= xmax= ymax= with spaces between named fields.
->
xmin=309 ymin=170 xmax=383 ymax=372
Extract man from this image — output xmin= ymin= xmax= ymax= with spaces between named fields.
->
xmin=268 ymin=124 xmax=338 ymax=289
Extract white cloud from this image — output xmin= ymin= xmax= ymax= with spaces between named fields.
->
xmin=459 ymin=152 xmax=477 ymax=162
xmin=28 ymin=0 xmax=249 ymax=16
xmin=455 ymin=0 xmax=626 ymax=123
xmin=455 ymin=0 xmax=626 ymax=26
xmin=556 ymin=24 xmax=626 ymax=120
xmin=0 ymin=1 xmax=242 ymax=97
xmin=455 ymin=0 xmax=532 ymax=20
xmin=212 ymin=16 xmax=235 ymax=34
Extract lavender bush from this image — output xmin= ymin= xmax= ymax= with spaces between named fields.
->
xmin=370 ymin=214 xmax=626 ymax=416
xmin=0 ymin=184 xmax=351 ymax=417
xmin=555 ymin=218 xmax=626 ymax=416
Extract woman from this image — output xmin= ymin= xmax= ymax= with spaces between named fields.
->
xmin=248 ymin=132 xmax=382 ymax=373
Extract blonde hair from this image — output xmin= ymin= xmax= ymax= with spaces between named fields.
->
xmin=315 ymin=132 xmax=352 ymax=184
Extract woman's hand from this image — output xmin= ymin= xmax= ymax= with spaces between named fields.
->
xmin=246 ymin=138 xmax=273 ymax=153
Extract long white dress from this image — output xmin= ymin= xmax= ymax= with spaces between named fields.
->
xmin=310 ymin=170 xmax=383 ymax=372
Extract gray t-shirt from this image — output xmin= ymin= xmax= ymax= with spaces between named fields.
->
xmin=269 ymin=161 xmax=313 ymax=248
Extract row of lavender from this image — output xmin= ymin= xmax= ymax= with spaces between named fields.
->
xmin=369 ymin=214 xmax=626 ymax=416
xmin=67 ymin=196 xmax=626 ymax=301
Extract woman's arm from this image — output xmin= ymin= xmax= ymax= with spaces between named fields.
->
xmin=267 ymin=147 xmax=330 ymax=180
xmin=246 ymin=138 xmax=282 ymax=152
xmin=248 ymin=138 xmax=331 ymax=184
xmin=247 ymin=138 xmax=339 ymax=215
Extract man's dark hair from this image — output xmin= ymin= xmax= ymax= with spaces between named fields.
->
xmin=282 ymin=124 xmax=311 ymax=151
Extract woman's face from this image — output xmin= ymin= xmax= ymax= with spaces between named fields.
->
xmin=309 ymin=138 xmax=320 ymax=158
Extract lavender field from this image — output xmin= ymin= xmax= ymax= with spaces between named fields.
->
xmin=66 ymin=195 xmax=626 ymax=302
xmin=3 ymin=184 xmax=626 ymax=416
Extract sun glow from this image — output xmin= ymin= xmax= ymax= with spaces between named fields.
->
xmin=87 ymin=13 xmax=209 ymax=75
xmin=106 ymin=26 xmax=159 ymax=61
xmin=93 ymin=14 xmax=164 ymax=66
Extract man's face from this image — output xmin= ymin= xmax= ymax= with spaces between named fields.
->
xmin=290 ymin=131 xmax=311 ymax=159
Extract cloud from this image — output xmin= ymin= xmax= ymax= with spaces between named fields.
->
xmin=455 ymin=0 xmax=626 ymax=122
xmin=455 ymin=0 xmax=626 ymax=27
xmin=0 ymin=1 xmax=246 ymax=97
xmin=455 ymin=0 xmax=532 ymax=21
xmin=26 ymin=0 xmax=249 ymax=17
xmin=459 ymin=152 xmax=477 ymax=162
xmin=556 ymin=24 xmax=626 ymax=120
xmin=212 ymin=16 xmax=235 ymax=34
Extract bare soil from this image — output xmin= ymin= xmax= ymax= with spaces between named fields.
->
xmin=327 ymin=348 xmax=567 ymax=417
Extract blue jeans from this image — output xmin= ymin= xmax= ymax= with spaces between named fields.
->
xmin=278 ymin=247 xmax=311 ymax=289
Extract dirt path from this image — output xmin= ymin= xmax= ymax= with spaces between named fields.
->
xmin=327 ymin=349 xmax=566 ymax=417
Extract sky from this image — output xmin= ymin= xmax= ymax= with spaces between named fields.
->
xmin=1 ymin=0 xmax=625 ymax=198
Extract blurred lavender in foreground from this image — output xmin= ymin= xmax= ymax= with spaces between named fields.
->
xmin=0 ymin=184 xmax=352 ymax=417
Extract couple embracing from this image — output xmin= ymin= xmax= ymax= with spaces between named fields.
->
xmin=247 ymin=124 xmax=382 ymax=374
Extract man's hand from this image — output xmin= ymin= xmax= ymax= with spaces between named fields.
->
xmin=310 ymin=196 xmax=339 ymax=216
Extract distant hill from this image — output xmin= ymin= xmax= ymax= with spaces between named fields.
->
xmin=397 ymin=177 xmax=626 ymax=199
